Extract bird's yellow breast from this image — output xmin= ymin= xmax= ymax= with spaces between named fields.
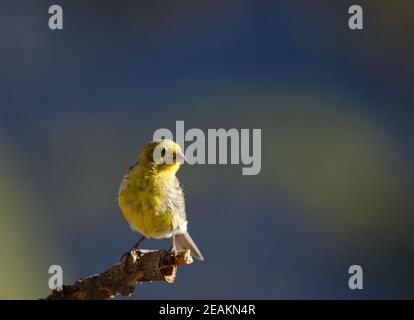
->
xmin=118 ymin=169 xmax=177 ymax=239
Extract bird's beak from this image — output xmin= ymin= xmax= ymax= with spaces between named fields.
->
xmin=174 ymin=151 xmax=186 ymax=164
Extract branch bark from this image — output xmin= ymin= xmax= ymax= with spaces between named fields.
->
xmin=45 ymin=249 xmax=193 ymax=300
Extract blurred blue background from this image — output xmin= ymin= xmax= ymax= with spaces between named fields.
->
xmin=0 ymin=0 xmax=413 ymax=299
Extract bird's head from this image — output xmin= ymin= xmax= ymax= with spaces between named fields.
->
xmin=138 ymin=139 xmax=186 ymax=174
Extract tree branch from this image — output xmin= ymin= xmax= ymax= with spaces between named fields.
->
xmin=45 ymin=249 xmax=193 ymax=300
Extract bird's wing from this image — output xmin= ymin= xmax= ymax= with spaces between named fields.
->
xmin=118 ymin=161 xmax=138 ymax=196
xmin=167 ymin=176 xmax=187 ymax=224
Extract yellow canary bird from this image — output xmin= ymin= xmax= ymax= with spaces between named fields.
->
xmin=118 ymin=139 xmax=204 ymax=260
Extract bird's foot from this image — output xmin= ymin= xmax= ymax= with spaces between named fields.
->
xmin=120 ymin=248 xmax=141 ymax=263
xmin=120 ymin=251 xmax=130 ymax=263
xmin=121 ymin=236 xmax=146 ymax=263
xmin=168 ymin=245 xmax=178 ymax=261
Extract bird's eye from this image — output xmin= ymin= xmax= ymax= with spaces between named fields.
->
xmin=160 ymin=148 xmax=166 ymax=157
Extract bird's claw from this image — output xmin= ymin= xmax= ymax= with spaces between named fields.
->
xmin=120 ymin=251 xmax=130 ymax=263
xmin=168 ymin=246 xmax=178 ymax=262
xmin=120 ymin=249 xmax=141 ymax=263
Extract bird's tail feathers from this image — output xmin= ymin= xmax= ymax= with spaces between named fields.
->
xmin=175 ymin=232 xmax=204 ymax=261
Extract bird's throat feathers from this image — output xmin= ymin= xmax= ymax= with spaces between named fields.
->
xmin=132 ymin=161 xmax=180 ymax=181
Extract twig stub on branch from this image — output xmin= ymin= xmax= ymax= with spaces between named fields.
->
xmin=46 ymin=249 xmax=193 ymax=300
